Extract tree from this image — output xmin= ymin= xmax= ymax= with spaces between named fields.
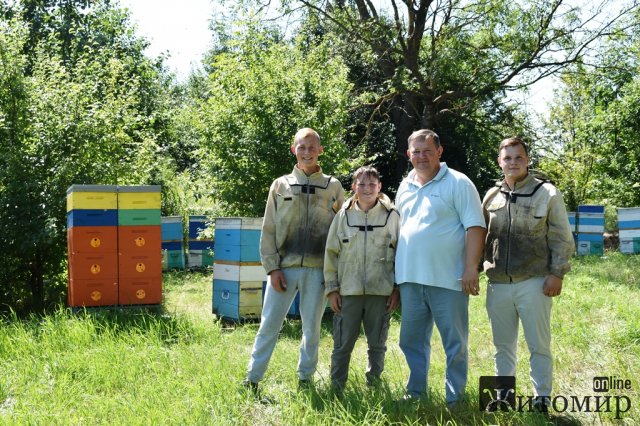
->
xmin=194 ymin=23 xmax=352 ymax=216
xmin=0 ymin=2 xmax=177 ymax=312
xmin=262 ymin=0 xmax=639 ymax=192
xmin=538 ymin=8 xmax=640 ymax=211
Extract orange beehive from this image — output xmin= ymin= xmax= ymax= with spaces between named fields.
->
xmin=117 ymin=226 xmax=161 ymax=253
xmin=68 ymin=253 xmax=118 ymax=280
xmin=68 ymin=278 xmax=119 ymax=307
xmin=118 ymin=253 xmax=162 ymax=278
xmin=67 ymin=226 xmax=118 ymax=253
xmin=67 ymin=185 xmax=119 ymax=307
xmin=67 ymin=184 xmax=163 ymax=307
xmin=117 ymin=186 xmax=162 ymax=305
xmin=118 ymin=277 xmax=162 ymax=305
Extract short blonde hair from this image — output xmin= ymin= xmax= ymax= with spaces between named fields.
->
xmin=292 ymin=128 xmax=321 ymax=147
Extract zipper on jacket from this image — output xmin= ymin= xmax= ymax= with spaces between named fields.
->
xmin=506 ymin=190 xmax=513 ymax=282
xmin=363 ymin=210 xmax=368 ymax=295
xmin=300 ymin=177 xmax=310 ymax=267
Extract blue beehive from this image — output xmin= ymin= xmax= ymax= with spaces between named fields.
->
xmin=576 ymin=205 xmax=605 ymax=256
xmin=212 ymin=217 xmax=265 ymax=321
xmin=618 ymin=207 xmax=640 ymax=254
xmin=213 ymin=279 xmax=263 ymax=321
xmin=161 ymin=216 xmax=185 ymax=270
xmin=213 ymin=217 xmax=261 ymax=262
xmin=188 ymin=215 xmax=213 ymax=268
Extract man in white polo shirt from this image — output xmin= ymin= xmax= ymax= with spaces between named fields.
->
xmin=395 ymin=129 xmax=486 ymax=407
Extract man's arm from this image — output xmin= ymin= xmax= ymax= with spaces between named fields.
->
xmin=260 ymin=180 xmax=281 ymax=274
xmin=461 ymin=226 xmax=486 ymax=296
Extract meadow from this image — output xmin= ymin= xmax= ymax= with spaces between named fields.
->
xmin=0 ymin=253 xmax=638 ymax=425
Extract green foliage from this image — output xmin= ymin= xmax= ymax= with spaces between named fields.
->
xmin=539 ymin=15 xmax=640 ymax=210
xmin=273 ymin=0 xmax=629 ymax=192
xmin=0 ymin=2 xmax=178 ymax=312
xmin=195 ymin=22 xmax=352 ymax=216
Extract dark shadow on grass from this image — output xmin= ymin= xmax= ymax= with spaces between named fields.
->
xmin=295 ymin=380 xmax=589 ymax=425
xmin=65 ymin=304 xmax=200 ymax=345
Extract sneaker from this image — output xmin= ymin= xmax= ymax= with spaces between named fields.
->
xmin=533 ymin=396 xmax=550 ymax=415
xmin=533 ymin=401 xmax=549 ymax=414
xmin=242 ymin=379 xmax=259 ymax=394
xmin=298 ymin=379 xmax=313 ymax=390
xmin=447 ymin=400 xmax=463 ymax=411
xmin=397 ymin=392 xmax=421 ymax=404
xmin=365 ymin=375 xmax=382 ymax=388
xmin=242 ymin=379 xmax=274 ymax=404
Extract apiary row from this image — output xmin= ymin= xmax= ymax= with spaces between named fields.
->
xmin=161 ymin=216 xmax=214 ymax=270
xmin=568 ymin=205 xmax=640 ymax=255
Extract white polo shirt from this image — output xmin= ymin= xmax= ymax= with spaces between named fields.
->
xmin=395 ymin=163 xmax=485 ymax=291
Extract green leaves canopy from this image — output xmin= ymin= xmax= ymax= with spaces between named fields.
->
xmin=195 ymin=26 xmax=352 ymax=216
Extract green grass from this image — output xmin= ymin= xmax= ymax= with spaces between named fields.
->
xmin=0 ymin=253 xmax=638 ymax=425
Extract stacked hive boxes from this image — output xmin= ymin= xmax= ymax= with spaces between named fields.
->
xmin=212 ymin=217 xmax=266 ymax=321
xmin=618 ymin=207 xmax=640 ymax=254
xmin=567 ymin=212 xmax=577 ymax=233
xmin=67 ymin=185 xmax=119 ymax=306
xmin=576 ymin=205 xmax=605 ymax=256
xmin=567 ymin=212 xmax=577 ymax=248
xmin=188 ymin=215 xmax=213 ymax=268
xmin=161 ymin=216 xmax=185 ymax=270
xmin=117 ymin=186 xmax=162 ymax=305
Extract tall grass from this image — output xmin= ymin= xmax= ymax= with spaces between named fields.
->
xmin=0 ymin=253 xmax=638 ymax=425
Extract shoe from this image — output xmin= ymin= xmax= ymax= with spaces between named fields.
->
xmin=242 ymin=379 xmax=274 ymax=404
xmin=533 ymin=396 xmax=550 ymax=415
xmin=397 ymin=392 xmax=421 ymax=404
xmin=533 ymin=401 xmax=549 ymax=414
xmin=365 ymin=375 xmax=382 ymax=388
xmin=242 ymin=379 xmax=259 ymax=394
xmin=447 ymin=400 xmax=463 ymax=411
xmin=298 ymin=379 xmax=313 ymax=390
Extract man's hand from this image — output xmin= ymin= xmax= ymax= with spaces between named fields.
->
xmin=270 ymin=270 xmax=287 ymax=292
xmin=386 ymin=288 xmax=400 ymax=313
xmin=328 ymin=292 xmax=341 ymax=313
xmin=461 ymin=269 xmax=480 ymax=296
xmin=543 ymin=274 xmax=563 ymax=297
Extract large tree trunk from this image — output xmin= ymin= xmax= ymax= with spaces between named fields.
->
xmin=390 ymin=97 xmax=418 ymax=189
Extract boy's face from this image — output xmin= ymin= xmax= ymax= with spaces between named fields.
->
xmin=498 ymin=144 xmax=529 ymax=183
xmin=352 ymin=175 xmax=381 ymax=207
xmin=292 ymin=136 xmax=323 ymax=174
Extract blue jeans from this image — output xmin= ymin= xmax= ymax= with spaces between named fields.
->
xmin=399 ymin=283 xmax=469 ymax=403
xmin=246 ymin=267 xmax=326 ymax=382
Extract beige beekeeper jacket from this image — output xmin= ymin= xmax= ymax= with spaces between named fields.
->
xmin=483 ymin=173 xmax=575 ymax=283
xmin=324 ymin=194 xmax=400 ymax=297
xmin=260 ymin=165 xmax=345 ymax=274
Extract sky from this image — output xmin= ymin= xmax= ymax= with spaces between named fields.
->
xmin=118 ymin=0 xmax=553 ymax=116
xmin=118 ymin=0 xmax=216 ymax=79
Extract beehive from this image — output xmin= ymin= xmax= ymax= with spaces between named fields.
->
xmin=161 ymin=216 xmax=185 ymax=270
xmin=212 ymin=217 xmax=266 ymax=321
xmin=67 ymin=185 xmax=164 ymax=306
xmin=66 ymin=185 xmax=118 ymax=307
xmin=188 ymin=215 xmax=213 ymax=269
xmin=576 ymin=205 xmax=604 ymax=256
xmin=618 ymin=207 xmax=640 ymax=254
xmin=117 ymin=186 xmax=162 ymax=305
